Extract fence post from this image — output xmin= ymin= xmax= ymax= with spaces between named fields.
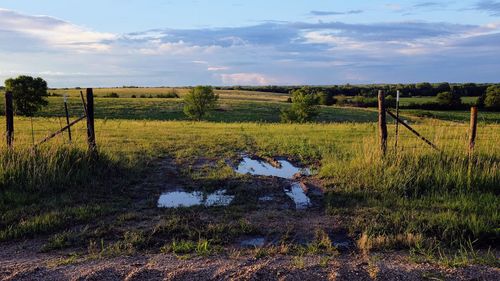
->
xmin=378 ymin=90 xmax=388 ymax=156
xmin=5 ymin=91 xmax=14 ymax=148
xmin=64 ymin=95 xmax=72 ymax=142
xmin=86 ymin=88 xmax=97 ymax=156
xmin=395 ymin=90 xmax=400 ymax=151
xmin=468 ymin=107 xmax=478 ymax=157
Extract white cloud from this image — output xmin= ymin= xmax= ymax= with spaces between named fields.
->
xmin=220 ymin=73 xmax=274 ymax=85
xmin=0 ymin=8 xmax=116 ymax=52
xmin=137 ymin=40 xmax=223 ymax=55
xmin=207 ymin=66 xmax=229 ymax=71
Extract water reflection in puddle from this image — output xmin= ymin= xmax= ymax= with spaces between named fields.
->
xmin=235 ymin=157 xmax=310 ymax=179
xmin=157 ymin=189 xmax=234 ymax=208
xmin=240 ymin=237 xmax=266 ymax=248
xmin=284 ymin=183 xmax=312 ymax=210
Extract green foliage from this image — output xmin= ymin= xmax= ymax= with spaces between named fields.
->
xmin=103 ymin=92 xmax=119 ymax=98
xmin=436 ymin=91 xmax=462 ymax=107
xmin=318 ymin=91 xmax=336 ymax=106
xmin=281 ymin=87 xmax=319 ymax=123
xmin=183 ymin=86 xmax=219 ymax=120
xmin=484 ymin=86 xmax=500 ymax=110
xmin=5 ymin=75 xmax=48 ymax=116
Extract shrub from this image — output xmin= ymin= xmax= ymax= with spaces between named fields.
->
xmin=156 ymin=92 xmax=179 ymax=98
xmin=318 ymin=92 xmax=336 ymax=106
xmin=183 ymin=86 xmax=219 ymax=120
xmin=484 ymin=86 xmax=500 ymax=110
xmin=281 ymin=87 xmax=319 ymax=123
xmin=103 ymin=92 xmax=119 ymax=98
xmin=436 ymin=92 xmax=461 ymax=107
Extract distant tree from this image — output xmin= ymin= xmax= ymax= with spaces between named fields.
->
xmin=280 ymin=87 xmax=319 ymax=123
xmin=5 ymin=76 xmax=48 ymax=116
xmin=484 ymin=86 xmax=500 ymax=110
xmin=318 ymin=91 xmax=336 ymax=106
xmin=183 ymin=86 xmax=219 ymax=120
xmin=416 ymin=82 xmax=433 ymax=96
xmin=435 ymin=82 xmax=451 ymax=94
xmin=436 ymin=91 xmax=462 ymax=107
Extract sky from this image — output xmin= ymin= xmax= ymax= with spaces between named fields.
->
xmin=1 ymin=0 xmax=500 ymax=87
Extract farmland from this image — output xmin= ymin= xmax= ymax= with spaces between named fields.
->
xmin=0 ymin=88 xmax=499 ymax=279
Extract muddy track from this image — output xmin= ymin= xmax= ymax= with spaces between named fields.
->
xmin=1 ymin=158 xmax=499 ymax=280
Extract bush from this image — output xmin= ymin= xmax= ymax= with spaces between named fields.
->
xmin=5 ymin=76 xmax=48 ymax=116
xmin=318 ymin=92 xmax=336 ymax=106
xmin=103 ymin=92 xmax=119 ymax=98
xmin=436 ymin=92 xmax=461 ymax=107
xmin=281 ymin=87 xmax=319 ymax=123
xmin=484 ymin=86 xmax=500 ymax=110
xmin=156 ymin=92 xmax=179 ymax=98
xmin=131 ymin=95 xmax=137 ymax=98
xmin=183 ymin=86 xmax=219 ymax=120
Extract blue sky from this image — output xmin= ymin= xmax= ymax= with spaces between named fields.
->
xmin=1 ymin=0 xmax=500 ymax=87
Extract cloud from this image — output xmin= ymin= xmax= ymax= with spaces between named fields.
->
xmin=207 ymin=66 xmax=229 ymax=71
xmin=1 ymin=8 xmax=500 ymax=86
xmin=475 ymin=0 xmax=500 ymax=16
xmin=0 ymin=8 xmax=116 ymax=52
xmin=220 ymin=73 xmax=274 ymax=85
xmin=413 ymin=1 xmax=448 ymax=8
xmin=310 ymin=10 xmax=363 ymax=16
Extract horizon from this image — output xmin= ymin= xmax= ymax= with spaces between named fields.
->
xmin=1 ymin=1 xmax=500 ymax=87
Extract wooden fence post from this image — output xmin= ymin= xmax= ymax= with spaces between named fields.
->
xmin=64 ymin=95 xmax=72 ymax=142
xmin=378 ymin=90 xmax=388 ymax=156
xmin=86 ymin=88 xmax=97 ymax=156
xmin=468 ymin=107 xmax=478 ymax=157
xmin=5 ymin=91 xmax=14 ymax=148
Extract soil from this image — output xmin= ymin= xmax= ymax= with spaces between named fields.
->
xmin=1 ymin=158 xmax=499 ymax=281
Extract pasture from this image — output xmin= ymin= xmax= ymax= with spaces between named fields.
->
xmin=0 ymin=88 xmax=499 ymax=274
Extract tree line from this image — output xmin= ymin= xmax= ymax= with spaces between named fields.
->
xmin=216 ymin=82 xmax=496 ymax=98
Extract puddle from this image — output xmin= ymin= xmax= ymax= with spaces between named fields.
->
xmin=284 ymin=182 xmax=312 ymax=210
xmin=157 ymin=189 xmax=234 ymax=208
xmin=235 ymin=157 xmax=310 ymax=179
xmin=240 ymin=237 xmax=266 ymax=248
xmin=258 ymin=196 xmax=274 ymax=202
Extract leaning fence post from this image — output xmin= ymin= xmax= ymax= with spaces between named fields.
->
xmin=468 ymin=106 xmax=478 ymax=189
xmin=86 ymin=88 xmax=97 ymax=156
xmin=5 ymin=91 xmax=14 ymax=148
xmin=468 ymin=107 xmax=478 ymax=157
xmin=64 ymin=95 xmax=72 ymax=142
xmin=378 ymin=90 xmax=388 ymax=156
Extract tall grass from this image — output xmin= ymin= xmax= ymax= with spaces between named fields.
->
xmin=0 ymin=146 xmax=131 ymax=240
xmin=322 ymin=133 xmax=499 ymax=248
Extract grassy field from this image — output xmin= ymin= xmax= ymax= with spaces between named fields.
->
xmin=0 ymin=88 xmax=498 ymax=267
xmin=398 ymin=96 xmax=478 ymax=106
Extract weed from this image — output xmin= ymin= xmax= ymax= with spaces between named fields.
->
xmin=292 ymin=256 xmax=305 ymax=269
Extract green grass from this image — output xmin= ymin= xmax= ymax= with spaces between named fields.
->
xmin=0 ymin=89 xmax=498 ymax=265
xmin=0 ymin=96 xmax=382 ymax=123
xmin=398 ymin=96 xmax=478 ymax=106
xmin=403 ymin=109 xmax=500 ymax=123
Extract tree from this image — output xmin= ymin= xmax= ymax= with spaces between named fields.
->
xmin=280 ymin=87 xmax=319 ymax=123
xmin=435 ymin=82 xmax=451 ymax=94
xmin=484 ymin=85 xmax=500 ymax=110
xmin=183 ymin=86 xmax=219 ymax=120
xmin=318 ymin=91 xmax=336 ymax=106
xmin=416 ymin=82 xmax=433 ymax=96
xmin=436 ymin=91 xmax=461 ymax=107
xmin=5 ymin=76 xmax=48 ymax=116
